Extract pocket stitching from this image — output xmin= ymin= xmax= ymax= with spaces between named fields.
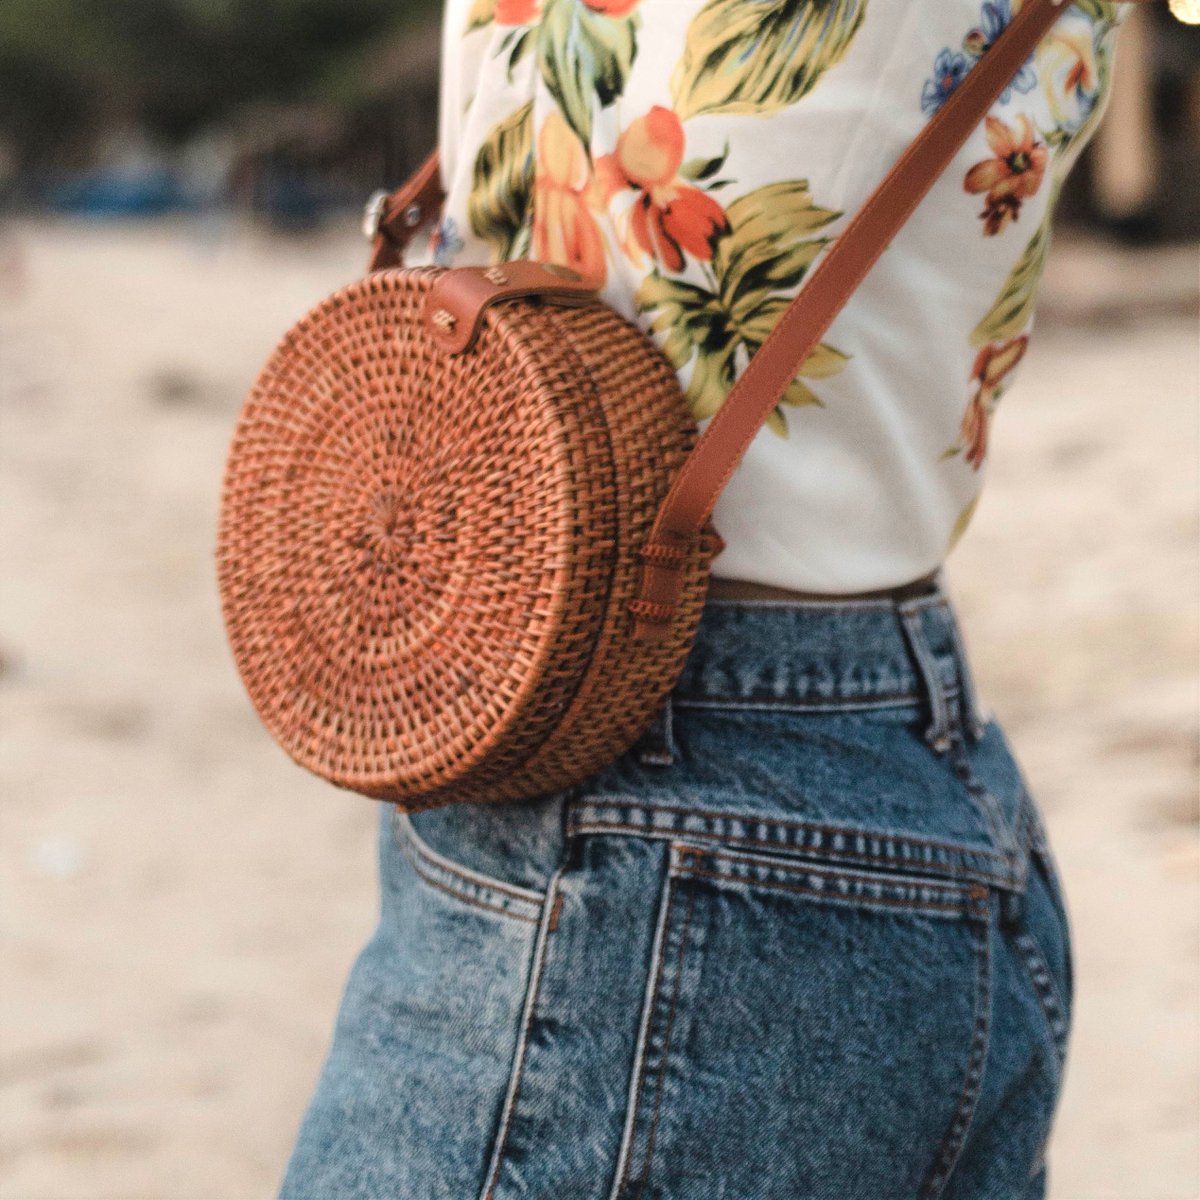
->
xmin=571 ymin=799 xmax=1011 ymax=858
xmin=1026 ymin=807 xmax=1074 ymax=1016
xmin=1012 ymin=928 xmax=1070 ymax=1076
xmin=393 ymin=810 xmax=546 ymax=921
xmin=614 ymin=876 xmax=699 ymax=1200
xmin=677 ymin=864 xmax=978 ymax=916
xmin=567 ymin=797 xmax=1021 ymax=884
xmin=571 ymin=818 xmax=1015 ymax=886
xmin=401 ymin=844 xmax=541 ymax=924
xmin=478 ymin=861 xmax=569 ymax=1200
xmin=1029 ymin=828 xmax=1072 ymax=957
xmin=609 ymin=869 xmax=679 ymax=1200
xmin=920 ymin=899 xmax=994 ymax=1200
xmin=670 ymin=841 xmax=989 ymax=918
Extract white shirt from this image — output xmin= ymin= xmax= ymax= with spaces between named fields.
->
xmin=402 ymin=0 xmax=1131 ymax=592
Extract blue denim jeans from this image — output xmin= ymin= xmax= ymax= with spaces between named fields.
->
xmin=279 ymin=582 xmax=1074 ymax=1200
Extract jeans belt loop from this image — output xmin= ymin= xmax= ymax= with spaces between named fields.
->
xmin=897 ymin=600 xmax=953 ymax=755
xmin=634 ymin=691 xmax=677 ymax=767
xmin=942 ymin=605 xmax=987 ymax=742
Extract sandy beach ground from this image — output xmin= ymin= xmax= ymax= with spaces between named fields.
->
xmin=1 ymin=216 xmax=1196 ymax=1200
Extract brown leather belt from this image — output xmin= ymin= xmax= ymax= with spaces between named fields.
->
xmin=706 ymin=570 xmax=941 ymax=604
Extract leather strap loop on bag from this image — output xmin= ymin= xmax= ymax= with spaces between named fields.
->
xmin=366 ymin=0 xmax=1161 ymax=638
xmin=367 ymin=148 xmax=445 ymax=271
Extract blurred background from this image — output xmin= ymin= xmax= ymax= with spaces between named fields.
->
xmin=1 ymin=3 xmax=1197 ymax=1198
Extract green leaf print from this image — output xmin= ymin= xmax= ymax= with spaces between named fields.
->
xmin=714 ymin=181 xmax=840 ymax=310
xmin=687 ymin=336 xmax=743 ymax=422
xmin=1068 ymin=0 xmax=1121 ymax=24
xmin=536 ymin=0 xmax=641 ymax=148
xmin=679 ymin=144 xmax=730 ymax=183
xmin=468 ymin=101 xmax=535 ymax=261
xmin=740 ymin=296 xmax=844 ymax=408
xmin=947 ymin=496 xmax=980 ymax=553
xmin=970 ymin=218 xmax=1050 ymax=347
xmin=637 ymin=181 xmax=849 ymax=437
xmin=640 ymin=274 xmax=725 ymax=372
xmin=670 ymin=0 xmax=868 ymax=121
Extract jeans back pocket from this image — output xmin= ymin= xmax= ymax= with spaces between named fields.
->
xmin=610 ymin=841 xmax=994 ymax=1200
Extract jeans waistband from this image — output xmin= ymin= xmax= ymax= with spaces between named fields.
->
xmin=634 ymin=574 xmax=986 ymax=762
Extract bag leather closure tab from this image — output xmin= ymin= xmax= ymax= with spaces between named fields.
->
xmin=423 ymin=262 xmax=601 ymax=354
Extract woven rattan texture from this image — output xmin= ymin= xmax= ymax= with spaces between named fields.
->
xmin=217 ymin=267 xmax=719 ymax=808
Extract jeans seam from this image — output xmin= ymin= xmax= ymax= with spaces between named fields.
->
xmin=942 ymin=605 xmax=987 ymax=741
xmin=676 ymin=868 xmax=984 ymax=912
xmin=1012 ymin=929 xmax=1071 ymax=1078
xmin=567 ymin=821 xmax=1016 ymax=882
xmin=1026 ymin=807 xmax=1071 ymax=965
xmin=635 ymin=694 xmax=677 ymax=766
xmin=945 ymin=729 xmax=1012 ymax=864
xmin=626 ymin=879 xmax=698 ymax=1200
xmin=478 ymin=857 xmax=570 ymax=1200
xmin=921 ymin=896 xmax=994 ymax=1200
xmin=608 ymin=857 xmax=679 ymax=1200
xmin=682 ymin=841 xmax=978 ymax=887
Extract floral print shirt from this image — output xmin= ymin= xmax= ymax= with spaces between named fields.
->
xmin=401 ymin=0 xmax=1132 ymax=592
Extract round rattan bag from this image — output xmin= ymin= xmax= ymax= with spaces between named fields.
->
xmin=216 ymin=261 xmax=723 ymax=811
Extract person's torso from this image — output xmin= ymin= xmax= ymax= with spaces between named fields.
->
xmin=404 ymin=0 xmax=1131 ymax=592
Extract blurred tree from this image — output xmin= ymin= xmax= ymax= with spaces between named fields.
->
xmin=0 ymin=0 xmax=441 ymax=168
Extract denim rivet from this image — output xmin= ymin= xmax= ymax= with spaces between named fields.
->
xmin=927 ymin=730 xmax=952 ymax=755
xmin=1000 ymin=889 xmax=1025 ymax=928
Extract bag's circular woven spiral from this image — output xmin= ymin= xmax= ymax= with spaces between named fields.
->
xmin=216 ymin=265 xmax=721 ymax=810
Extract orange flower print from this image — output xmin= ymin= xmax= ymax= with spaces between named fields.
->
xmin=958 ymin=394 xmax=991 ymax=470
xmin=496 ymin=0 xmax=639 ymax=24
xmin=584 ymin=0 xmax=640 ymax=12
xmin=594 ymin=105 xmax=729 ymax=272
xmin=957 ymin=335 xmax=1029 ymax=469
xmin=495 ymin=0 xmax=539 ymax=22
xmin=963 ymin=114 xmax=1048 ymax=236
xmin=532 ymin=110 xmax=608 ymax=285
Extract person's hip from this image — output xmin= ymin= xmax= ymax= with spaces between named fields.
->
xmin=282 ymin=581 xmax=1075 ymax=1198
